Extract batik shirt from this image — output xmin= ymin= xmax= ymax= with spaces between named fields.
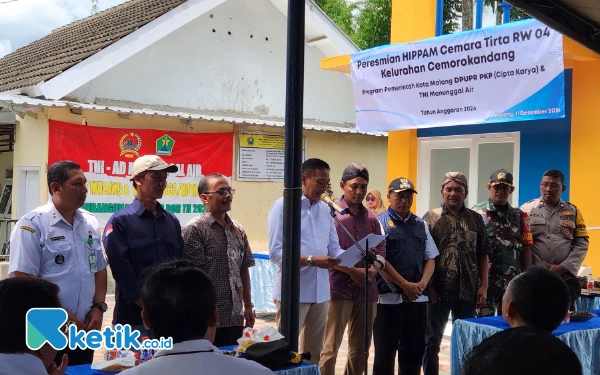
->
xmin=472 ymin=199 xmax=533 ymax=296
xmin=423 ymin=205 xmax=492 ymax=302
xmin=182 ymin=213 xmax=255 ymax=327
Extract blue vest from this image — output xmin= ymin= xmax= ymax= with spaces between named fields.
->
xmin=377 ymin=208 xmax=428 ymax=295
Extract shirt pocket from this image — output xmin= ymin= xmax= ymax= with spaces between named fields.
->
xmin=560 ymin=220 xmax=575 ymax=240
xmin=43 ymin=241 xmax=73 ymax=274
xmin=166 ymin=237 xmax=183 ymax=257
xmin=127 ymin=237 xmax=156 ymax=267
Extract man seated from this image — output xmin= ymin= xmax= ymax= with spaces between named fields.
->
xmin=461 ymin=326 xmax=582 ymax=375
xmin=0 ymin=277 xmax=69 ymax=375
xmin=120 ymin=259 xmax=272 ymax=374
xmin=502 ymin=266 xmax=571 ymax=332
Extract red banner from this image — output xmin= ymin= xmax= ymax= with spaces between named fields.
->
xmin=48 ymin=120 xmax=233 ymax=226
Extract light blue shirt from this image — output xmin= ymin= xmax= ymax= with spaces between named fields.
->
xmin=268 ymin=195 xmax=343 ymax=304
xmin=8 ymin=201 xmax=107 ymax=321
xmin=0 ymin=353 xmax=48 ymax=375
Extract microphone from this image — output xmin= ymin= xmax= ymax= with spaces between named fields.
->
xmin=320 ymin=192 xmax=348 ymax=215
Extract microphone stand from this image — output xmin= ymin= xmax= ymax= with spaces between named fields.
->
xmin=326 ymin=203 xmax=396 ymax=375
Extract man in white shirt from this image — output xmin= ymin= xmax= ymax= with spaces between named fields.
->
xmin=268 ymin=158 xmax=342 ymax=364
xmin=120 ymin=259 xmax=271 ymax=375
xmin=0 ymin=277 xmax=69 ymax=375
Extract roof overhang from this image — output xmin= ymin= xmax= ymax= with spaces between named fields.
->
xmin=507 ymin=0 xmax=600 ymax=55
xmin=0 ymin=94 xmax=387 ymax=137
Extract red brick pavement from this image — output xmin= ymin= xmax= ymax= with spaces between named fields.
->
xmin=95 ymin=295 xmax=451 ymax=374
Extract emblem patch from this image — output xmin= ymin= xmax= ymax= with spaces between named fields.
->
xmin=156 ymin=134 xmax=175 ymax=156
xmin=20 ymin=226 xmax=35 ymax=233
xmin=119 ymin=132 xmax=142 ymax=158
xmin=561 ymin=221 xmax=575 ymax=228
xmin=563 ymin=228 xmax=571 ymax=236
xmin=388 ymin=220 xmax=395 ymax=227
xmin=55 ymin=254 xmax=65 ymax=265
xmin=498 ymin=172 xmax=506 ymax=179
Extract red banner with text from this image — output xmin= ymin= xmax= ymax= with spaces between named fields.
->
xmin=48 ymin=120 xmax=233 ymax=227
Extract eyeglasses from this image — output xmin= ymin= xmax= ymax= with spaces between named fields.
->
xmin=540 ymin=183 xmax=561 ymax=191
xmin=365 ymin=196 xmax=376 ymax=202
xmin=204 ymin=189 xmax=235 ymax=196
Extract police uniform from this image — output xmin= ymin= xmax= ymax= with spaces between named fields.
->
xmin=8 ymin=201 xmax=108 ymax=322
xmin=520 ymin=198 xmax=588 ymax=275
xmin=520 ymin=197 xmax=589 ymax=304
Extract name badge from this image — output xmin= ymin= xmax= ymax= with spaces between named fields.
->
xmin=89 ymin=252 xmax=97 ymax=273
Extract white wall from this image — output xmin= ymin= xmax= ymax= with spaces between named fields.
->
xmin=66 ymin=0 xmax=356 ymax=125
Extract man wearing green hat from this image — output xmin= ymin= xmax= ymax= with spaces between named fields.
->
xmin=472 ymin=169 xmax=533 ymax=317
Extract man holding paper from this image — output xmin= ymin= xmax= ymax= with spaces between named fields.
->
xmin=268 ymin=158 xmax=342 ymax=365
xmin=373 ymin=178 xmax=438 ymax=375
xmin=319 ymin=163 xmax=386 ymax=375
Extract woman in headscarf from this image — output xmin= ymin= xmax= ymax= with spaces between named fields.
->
xmin=365 ymin=188 xmax=386 ymax=215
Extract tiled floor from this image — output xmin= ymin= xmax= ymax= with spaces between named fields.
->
xmin=95 ymin=295 xmax=451 ymax=374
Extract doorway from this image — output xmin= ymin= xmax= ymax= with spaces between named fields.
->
xmin=416 ymin=132 xmax=520 ymax=216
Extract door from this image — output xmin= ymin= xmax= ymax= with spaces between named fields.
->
xmin=417 ymin=133 xmax=520 ymax=216
xmin=17 ymin=167 xmax=41 ymax=219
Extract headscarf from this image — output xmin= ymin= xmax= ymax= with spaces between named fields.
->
xmin=441 ymin=172 xmax=468 ymax=189
xmin=366 ymin=188 xmax=386 ymax=215
xmin=341 ymin=163 xmax=369 ymax=183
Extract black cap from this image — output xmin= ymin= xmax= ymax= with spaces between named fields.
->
xmin=489 ymin=169 xmax=513 ymax=187
xmin=388 ymin=177 xmax=417 ymax=194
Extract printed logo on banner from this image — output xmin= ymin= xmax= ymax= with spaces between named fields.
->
xmin=247 ymin=137 xmax=255 ymax=146
xmin=156 ymin=134 xmax=175 ymax=156
xmin=119 ymin=132 xmax=142 ymax=158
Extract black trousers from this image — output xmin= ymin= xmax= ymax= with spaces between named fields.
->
xmin=213 ymin=326 xmax=244 ymax=347
xmin=54 ymin=347 xmax=94 ymax=367
xmin=373 ymin=302 xmax=427 ymax=375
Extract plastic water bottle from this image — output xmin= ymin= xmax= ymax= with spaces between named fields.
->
xmin=588 ymin=274 xmax=594 ymax=292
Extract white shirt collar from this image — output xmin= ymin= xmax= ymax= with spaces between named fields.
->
xmin=153 ymin=339 xmax=219 ymax=358
xmin=0 ymin=352 xmax=48 ymax=374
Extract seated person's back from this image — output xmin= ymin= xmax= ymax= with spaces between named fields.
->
xmin=502 ymin=265 xmax=571 ymax=332
xmin=0 ymin=277 xmax=68 ymax=375
xmin=120 ymin=259 xmax=272 ymax=375
xmin=461 ymin=325 xmax=582 ymax=375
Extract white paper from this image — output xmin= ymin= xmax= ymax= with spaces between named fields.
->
xmin=336 ymin=233 xmax=387 ymax=268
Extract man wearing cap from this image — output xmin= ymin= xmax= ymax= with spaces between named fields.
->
xmin=319 ymin=163 xmax=386 ymax=375
xmin=422 ymin=172 xmax=491 ymax=375
xmin=472 ymin=169 xmax=533 ymax=317
xmin=372 ymin=177 xmax=438 ymax=375
xmin=103 ymin=155 xmax=185 ymax=335
xmin=520 ymin=170 xmax=589 ymax=307
xmin=8 ymin=160 xmax=108 ymax=367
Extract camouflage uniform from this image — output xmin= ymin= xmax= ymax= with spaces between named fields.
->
xmin=472 ymin=198 xmax=533 ymax=316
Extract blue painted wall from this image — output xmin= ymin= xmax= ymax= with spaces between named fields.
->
xmin=417 ymin=69 xmax=573 ymax=206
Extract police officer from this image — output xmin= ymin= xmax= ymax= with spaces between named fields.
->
xmin=472 ymin=169 xmax=533 ymax=317
xmin=520 ymin=169 xmax=589 ymax=306
xmin=373 ymin=178 xmax=438 ymax=375
xmin=8 ymin=160 xmax=108 ymax=366
xmin=103 ymin=155 xmax=184 ymax=337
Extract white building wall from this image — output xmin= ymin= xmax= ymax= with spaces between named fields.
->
xmin=66 ymin=0 xmax=356 ymax=125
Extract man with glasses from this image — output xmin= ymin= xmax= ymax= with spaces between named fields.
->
xmin=472 ymin=169 xmax=533 ymax=317
xmin=373 ymin=177 xmax=438 ymax=375
xmin=104 ymin=155 xmax=184 ymax=337
xmin=520 ymin=170 xmax=589 ymax=306
xmin=268 ymin=158 xmax=342 ymax=364
xmin=182 ymin=174 xmax=256 ymax=347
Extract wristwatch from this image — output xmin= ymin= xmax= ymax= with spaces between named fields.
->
xmin=92 ymin=301 xmax=108 ymax=313
xmin=307 ymin=255 xmax=314 ymax=267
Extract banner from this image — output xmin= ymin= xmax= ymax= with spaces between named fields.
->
xmin=351 ymin=19 xmax=565 ymax=131
xmin=237 ymin=132 xmax=305 ymax=182
xmin=48 ymin=120 xmax=233 ymax=227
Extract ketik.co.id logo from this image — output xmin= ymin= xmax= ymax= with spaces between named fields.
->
xmin=26 ymin=308 xmax=173 ymax=351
